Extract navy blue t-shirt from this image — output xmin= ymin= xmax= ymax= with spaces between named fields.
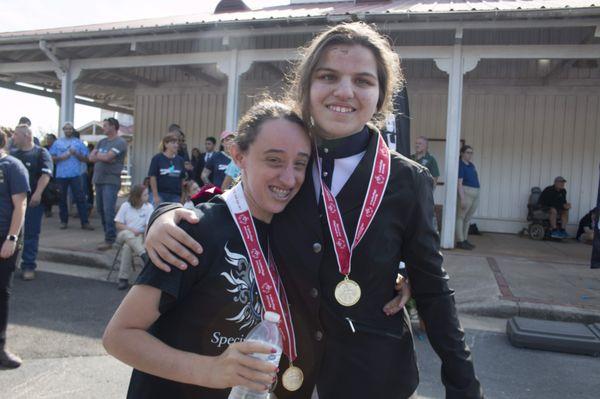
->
xmin=0 ymin=155 xmax=30 ymax=236
xmin=458 ymin=160 xmax=480 ymax=188
xmin=11 ymin=145 xmax=53 ymax=195
xmin=148 ymin=153 xmax=185 ymax=195
xmin=204 ymin=152 xmax=231 ymax=187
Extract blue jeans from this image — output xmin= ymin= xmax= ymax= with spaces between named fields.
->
xmin=57 ymin=176 xmax=90 ymax=225
xmin=21 ymin=203 xmax=44 ymax=271
xmin=95 ymin=183 xmax=119 ymax=243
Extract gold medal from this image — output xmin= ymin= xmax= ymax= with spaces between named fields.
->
xmin=334 ymin=277 xmax=361 ymax=307
xmin=282 ymin=365 xmax=304 ymax=391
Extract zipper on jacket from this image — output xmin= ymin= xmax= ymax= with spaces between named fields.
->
xmin=344 ymin=317 xmax=405 ymax=340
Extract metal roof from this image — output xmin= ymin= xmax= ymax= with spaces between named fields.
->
xmin=1 ymin=1 xmax=598 ymax=41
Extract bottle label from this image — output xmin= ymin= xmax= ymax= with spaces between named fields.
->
xmin=247 ymin=340 xmax=282 ymax=365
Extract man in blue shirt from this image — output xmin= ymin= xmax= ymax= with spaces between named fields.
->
xmin=10 ymin=125 xmax=53 ymax=281
xmin=456 ymin=145 xmax=480 ymax=250
xmin=49 ymin=122 xmax=93 ymax=231
xmin=201 ymin=131 xmax=234 ymax=188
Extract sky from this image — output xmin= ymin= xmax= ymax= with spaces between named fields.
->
xmin=0 ymin=0 xmax=286 ymax=137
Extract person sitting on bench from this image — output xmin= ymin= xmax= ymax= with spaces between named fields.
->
xmin=538 ymin=176 xmax=571 ymax=239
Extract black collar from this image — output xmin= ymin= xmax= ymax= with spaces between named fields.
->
xmin=316 ymin=126 xmax=370 ymax=159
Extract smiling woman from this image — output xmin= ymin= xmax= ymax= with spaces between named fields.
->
xmin=308 ymin=45 xmax=380 ymax=139
xmin=289 ymin=21 xmax=403 ymax=136
xmin=230 ymin=100 xmax=311 ymax=222
xmin=102 ymin=100 xmax=311 ymax=398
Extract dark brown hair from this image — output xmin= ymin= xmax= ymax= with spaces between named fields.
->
xmin=235 ymin=99 xmax=308 ymax=152
xmin=103 ymin=117 xmax=120 ymax=131
xmin=128 ymin=184 xmax=147 ymax=209
xmin=288 ymin=22 xmax=403 ymax=129
xmin=460 ymin=145 xmax=473 ymax=155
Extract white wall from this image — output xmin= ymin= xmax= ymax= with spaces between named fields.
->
xmin=408 ymin=83 xmax=600 ymax=233
xmin=131 ymin=82 xmax=227 ymax=183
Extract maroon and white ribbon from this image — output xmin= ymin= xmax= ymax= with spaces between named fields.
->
xmin=223 ymin=183 xmax=297 ymax=363
xmin=315 ymin=132 xmax=391 ymax=276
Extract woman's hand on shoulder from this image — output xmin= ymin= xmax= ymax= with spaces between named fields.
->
xmin=383 ymin=274 xmax=412 ymax=316
xmin=204 ymin=341 xmax=277 ymax=391
xmin=145 ymin=208 xmax=203 ymax=272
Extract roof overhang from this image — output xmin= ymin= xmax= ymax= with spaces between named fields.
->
xmin=1 ymin=4 xmax=599 ymax=47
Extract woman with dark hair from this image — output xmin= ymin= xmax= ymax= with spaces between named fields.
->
xmin=148 ymin=135 xmax=185 ymax=205
xmin=456 ymin=145 xmax=480 ymax=250
xmin=104 ymin=100 xmax=311 ymax=397
xmin=143 ymin=22 xmax=482 ymax=399
xmin=0 ymin=129 xmax=29 ymax=369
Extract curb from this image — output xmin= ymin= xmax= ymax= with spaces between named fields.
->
xmin=36 ymin=247 xmax=600 ymax=325
xmin=37 ymin=247 xmax=112 ymax=270
xmin=458 ymin=300 xmax=600 ymax=324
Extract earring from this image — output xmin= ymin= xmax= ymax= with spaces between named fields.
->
xmin=309 ymin=115 xmax=315 ymax=128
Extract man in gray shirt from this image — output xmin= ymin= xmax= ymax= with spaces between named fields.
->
xmin=89 ymin=118 xmax=127 ymax=250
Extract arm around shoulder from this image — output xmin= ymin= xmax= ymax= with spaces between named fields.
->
xmin=145 ymin=203 xmax=203 ymax=272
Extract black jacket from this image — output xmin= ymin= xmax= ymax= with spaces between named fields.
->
xmin=269 ymin=128 xmax=482 ymax=399
xmin=149 ymin=129 xmax=482 ymax=399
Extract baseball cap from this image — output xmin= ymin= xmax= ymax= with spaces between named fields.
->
xmin=220 ymin=130 xmax=236 ymax=140
xmin=554 ymin=176 xmax=567 ymax=183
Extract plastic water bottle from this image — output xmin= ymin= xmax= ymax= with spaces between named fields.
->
xmin=228 ymin=311 xmax=282 ymax=399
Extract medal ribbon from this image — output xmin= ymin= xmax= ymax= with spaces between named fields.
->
xmin=316 ymin=132 xmax=391 ymax=276
xmin=223 ymin=183 xmax=297 ymax=363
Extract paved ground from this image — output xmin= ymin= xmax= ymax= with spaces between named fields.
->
xmin=415 ymin=316 xmax=600 ymax=399
xmin=37 ymin=214 xmax=600 ymax=322
xmin=1 ymin=265 xmax=130 ymax=398
xmin=444 ymin=233 xmax=600 ymax=322
xmin=1 ymin=263 xmax=599 ymax=398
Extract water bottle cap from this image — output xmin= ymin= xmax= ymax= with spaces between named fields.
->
xmin=264 ymin=311 xmax=281 ymax=323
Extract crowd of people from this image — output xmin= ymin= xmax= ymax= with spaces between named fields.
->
xmin=0 ymin=116 xmax=134 ymax=368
